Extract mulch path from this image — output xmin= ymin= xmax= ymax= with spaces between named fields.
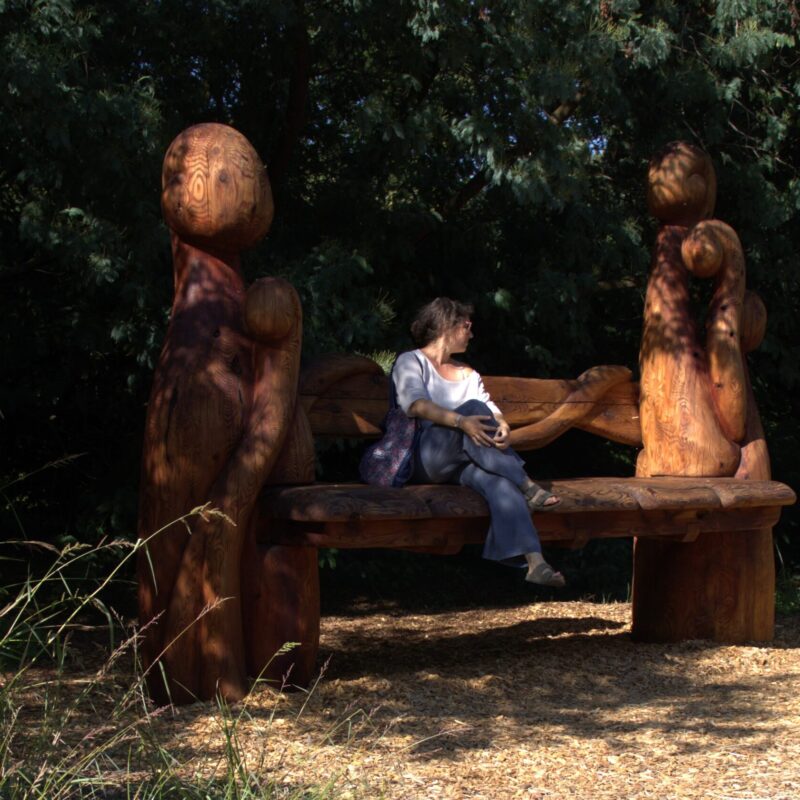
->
xmin=10 ymin=601 xmax=800 ymax=799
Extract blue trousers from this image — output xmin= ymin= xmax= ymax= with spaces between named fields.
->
xmin=412 ymin=399 xmax=542 ymax=562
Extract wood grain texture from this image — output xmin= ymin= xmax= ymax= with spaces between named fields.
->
xmin=640 ymin=143 xmax=740 ymax=476
xmin=245 ymin=277 xmax=301 ymax=342
xmin=735 ymin=367 xmax=770 ymax=482
xmin=646 ymin=141 xmax=716 ymax=226
xmin=633 ymin=141 xmax=778 ymax=644
xmin=162 ymin=123 xmax=273 ymax=252
xmin=264 ymin=505 xmax=782 ymax=550
xmin=632 ymin=526 xmax=775 ymax=643
xmin=741 ymin=291 xmax=767 ymax=355
xmin=171 ymin=285 xmax=303 ymax=702
xmin=262 ymin=483 xmax=434 ymax=522
xmin=137 ymin=236 xmax=254 ymax=705
xmin=485 ymin=377 xmax=641 ymax=446
xmin=299 ymin=353 xmax=384 ymax=400
xmin=265 ymin=405 xmax=316 ymax=486
xmin=508 ymin=365 xmax=633 ymax=449
xmin=639 ymin=226 xmax=740 ymax=476
xmin=259 ymin=477 xmax=793 ymax=526
xmin=300 ymin=358 xmax=643 ymax=446
xmin=140 ymin=129 xmax=793 ymax=700
xmin=241 ymin=528 xmax=320 ymax=687
xmin=138 ymin=124 xmax=306 ymax=705
xmin=682 ymin=220 xmax=747 ymax=442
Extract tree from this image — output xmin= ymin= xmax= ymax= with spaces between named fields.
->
xmin=1 ymin=0 xmax=797 ymax=556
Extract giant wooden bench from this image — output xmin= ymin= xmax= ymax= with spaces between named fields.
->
xmin=238 ymin=362 xmax=795 ymax=692
xmin=137 ymin=125 xmax=795 ymax=705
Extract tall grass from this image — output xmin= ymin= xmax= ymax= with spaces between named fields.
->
xmin=0 ymin=490 xmax=354 ymax=799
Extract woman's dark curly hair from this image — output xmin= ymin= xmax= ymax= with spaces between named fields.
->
xmin=410 ymin=297 xmax=474 ymax=347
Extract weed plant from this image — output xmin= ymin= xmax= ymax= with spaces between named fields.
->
xmin=775 ymin=543 xmax=800 ymax=615
xmin=0 ymin=498 xmax=354 ymax=799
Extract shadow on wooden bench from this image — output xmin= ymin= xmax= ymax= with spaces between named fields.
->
xmin=240 ymin=356 xmax=795 ymax=689
xmin=138 ymin=127 xmax=796 ymax=705
xmin=260 ymin=478 xmax=793 ymax=552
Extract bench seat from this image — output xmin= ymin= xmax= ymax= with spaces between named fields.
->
xmin=259 ymin=477 xmax=795 ymax=552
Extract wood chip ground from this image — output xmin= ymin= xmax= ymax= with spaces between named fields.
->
xmin=9 ymin=601 xmax=800 ymax=799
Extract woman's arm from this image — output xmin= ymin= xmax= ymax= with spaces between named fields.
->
xmin=475 ymin=372 xmax=511 ymax=449
xmin=491 ymin=412 xmax=512 ymax=450
xmin=395 ymin=353 xmax=504 ymax=447
xmin=408 ymin=398 xmax=497 ymax=447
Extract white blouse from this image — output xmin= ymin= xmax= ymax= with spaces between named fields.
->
xmin=393 ymin=349 xmax=501 ymax=418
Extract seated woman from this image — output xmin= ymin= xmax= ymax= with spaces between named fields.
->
xmin=394 ymin=297 xmax=565 ymax=588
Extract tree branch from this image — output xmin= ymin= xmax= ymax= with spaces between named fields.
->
xmin=440 ymin=170 xmax=489 ymax=220
xmin=435 ymin=91 xmax=585 ymax=223
xmin=547 ymin=90 xmax=585 ymax=125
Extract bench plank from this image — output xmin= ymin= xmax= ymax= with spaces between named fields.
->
xmin=263 ymin=505 xmax=783 ymax=550
xmin=624 ymin=482 xmax=721 ymax=511
xmin=263 ymin=483 xmax=434 ymax=521
xmin=258 ymin=478 xmax=794 ymax=552
xmin=261 ymin=477 xmax=794 ymax=523
xmin=300 ymin=366 xmax=643 ymax=446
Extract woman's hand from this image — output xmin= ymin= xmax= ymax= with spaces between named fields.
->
xmin=492 ymin=419 xmax=511 ymax=450
xmin=460 ymin=415 xmax=497 ymax=447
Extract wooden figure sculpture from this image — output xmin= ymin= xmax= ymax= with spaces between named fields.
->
xmin=137 ymin=123 xmax=315 ymax=704
xmin=632 ymin=141 xmax=774 ymax=642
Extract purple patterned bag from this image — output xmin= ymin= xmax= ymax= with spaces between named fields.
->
xmin=358 ymin=408 xmax=417 ymax=487
xmin=358 ymin=361 xmax=419 ymax=487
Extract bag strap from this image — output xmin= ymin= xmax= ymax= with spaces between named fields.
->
xmin=388 ymin=356 xmax=401 ymax=411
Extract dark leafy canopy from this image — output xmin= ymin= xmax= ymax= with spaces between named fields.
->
xmin=1 ymin=0 xmax=798 ymax=548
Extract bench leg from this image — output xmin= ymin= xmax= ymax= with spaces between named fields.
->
xmin=241 ymin=534 xmax=320 ymax=688
xmin=631 ymin=528 xmax=774 ymax=642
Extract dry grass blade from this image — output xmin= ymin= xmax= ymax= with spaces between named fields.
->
xmin=6 ymin=599 xmax=800 ymax=799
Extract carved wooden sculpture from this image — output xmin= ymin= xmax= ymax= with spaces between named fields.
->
xmin=137 ymin=123 xmax=312 ymax=704
xmin=632 ymin=141 xmax=774 ymax=642
xmin=137 ymin=127 xmax=790 ymax=706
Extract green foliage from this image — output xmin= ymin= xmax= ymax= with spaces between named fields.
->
xmin=0 ymin=0 xmax=798 ymax=562
xmin=776 ymin=569 xmax=800 ymax=616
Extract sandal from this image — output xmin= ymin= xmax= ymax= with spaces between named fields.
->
xmin=525 ymin=562 xmax=566 ymax=588
xmin=524 ymin=484 xmax=561 ymax=511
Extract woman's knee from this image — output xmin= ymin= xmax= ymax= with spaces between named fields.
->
xmin=417 ymin=426 xmax=467 ymax=482
xmin=457 ymin=399 xmax=495 ymax=419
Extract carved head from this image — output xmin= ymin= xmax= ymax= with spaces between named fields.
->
xmin=161 ymin=123 xmax=274 ymax=252
xmin=647 ymin=141 xmax=716 ymax=226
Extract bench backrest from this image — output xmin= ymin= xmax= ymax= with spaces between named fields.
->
xmin=298 ymin=354 xmax=643 ymax=450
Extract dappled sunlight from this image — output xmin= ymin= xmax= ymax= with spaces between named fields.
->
xmin=8 ymin=602 xmax=800 ymax=797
